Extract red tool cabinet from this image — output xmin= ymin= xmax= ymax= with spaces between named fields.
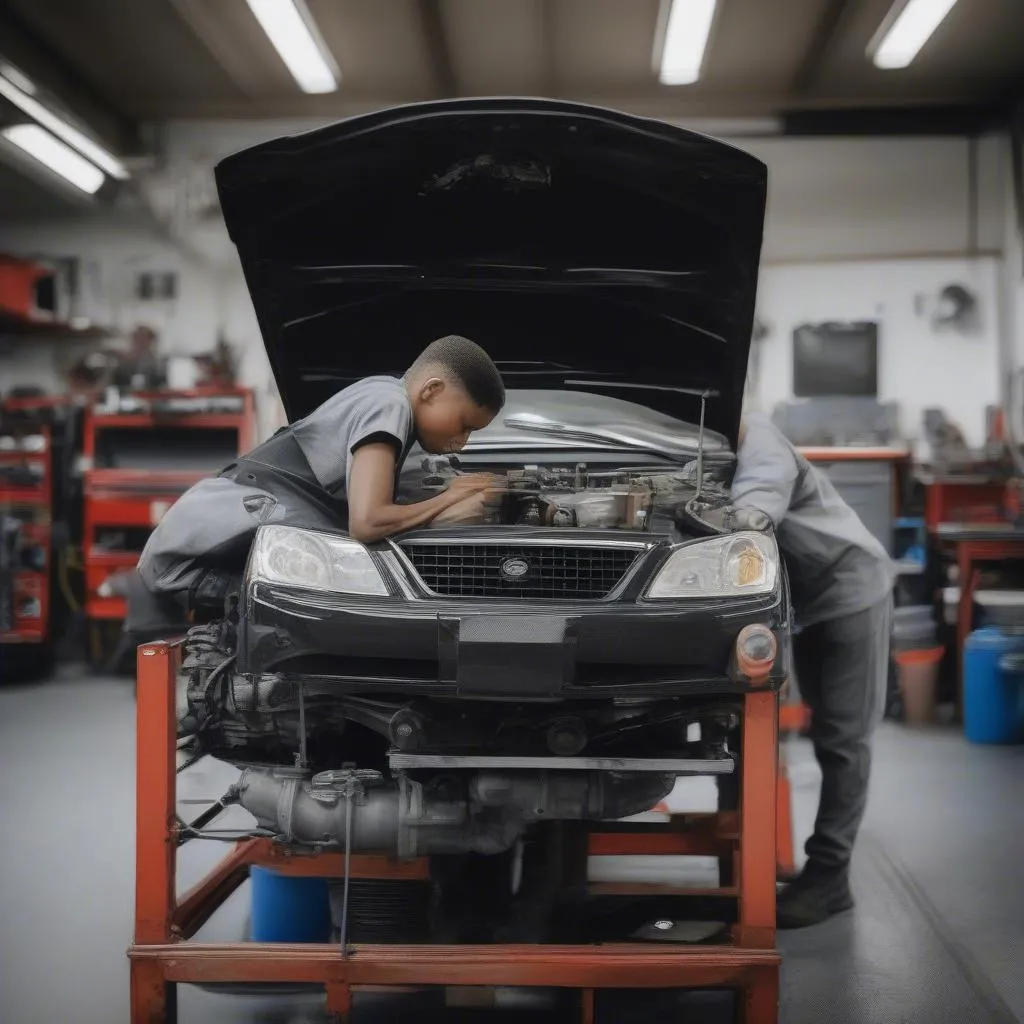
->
xmin=82 ymin=389 xmax=256 ymax=660
xmin=0 ymin=421 xmax=52 ymax=649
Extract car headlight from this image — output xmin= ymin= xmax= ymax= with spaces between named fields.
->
xmin=248 ymin=524 xmax=388 ymax=596
xmin=647 ymin=531 xmax=779 ymax=599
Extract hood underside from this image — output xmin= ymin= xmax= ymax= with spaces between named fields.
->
xmin=215 ymin=98 xmax=767 ymax=445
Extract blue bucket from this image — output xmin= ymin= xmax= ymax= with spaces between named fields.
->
xmin=249 ymin=866 xmax=331 ymax=943
xmin=963 ymin=628 xmax=1024 ymax=745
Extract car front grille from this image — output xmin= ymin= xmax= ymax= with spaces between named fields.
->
xmin=398 ymin=542 xmax=643 ymax=600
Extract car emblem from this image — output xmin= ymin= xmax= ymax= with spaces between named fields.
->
xmin=500 ymin=557 xmax=530 ymax=580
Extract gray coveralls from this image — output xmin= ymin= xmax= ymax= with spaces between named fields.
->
xmin=731 ymin=413 xmax=893 ymax=870
xmin=130 ymin=376 xmax=414 ymax=634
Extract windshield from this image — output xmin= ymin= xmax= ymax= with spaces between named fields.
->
xmin=464 ymin=389 xmax=728 ymax=455
xmin=499 ymin=412 xmax=699 ymax=462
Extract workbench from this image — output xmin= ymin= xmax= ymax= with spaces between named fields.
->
xmin=918 ymin=474 xmax=1009 ymax=534
xmin=128 ymin=642 xmax=782 ymax=1022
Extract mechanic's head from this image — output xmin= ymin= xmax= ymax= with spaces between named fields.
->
xmin=405 ymin=335 xmax=505 ymax=454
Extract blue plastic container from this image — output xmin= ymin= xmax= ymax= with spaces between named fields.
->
xmin=962 ymin=628 xmax=1024 ymax=745
xmin=249 ymin=866 xmax=331 ymax=942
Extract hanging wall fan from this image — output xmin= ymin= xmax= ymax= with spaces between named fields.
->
xmin=931 ymin=283 xmax=980 ymax=333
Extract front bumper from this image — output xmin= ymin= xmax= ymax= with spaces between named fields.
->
xmin=239 ymin=580 xmax=791 ymax=700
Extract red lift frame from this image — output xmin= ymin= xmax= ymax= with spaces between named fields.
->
xmin=129 ymin=642 xmax=780 ymax=1022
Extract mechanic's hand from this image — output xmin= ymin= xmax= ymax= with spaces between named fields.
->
xmin=434 ymin=490 xmax=499 ymax=524
xmin=446 ymin=472 xmax=501 ymax=498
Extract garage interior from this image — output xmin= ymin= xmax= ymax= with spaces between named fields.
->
xmin=1 ymin=1 xmax=1024 ymax=1022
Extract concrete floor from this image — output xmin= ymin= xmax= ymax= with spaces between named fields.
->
xmin=1 ymin=665 xmax=1022 ymax=1023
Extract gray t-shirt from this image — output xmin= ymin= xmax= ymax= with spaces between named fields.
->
xmin=730 ymin=413 xmax=892 ymax=627
xmin=291 ymin=375 xmax=414 ymax=495
xmin=137 ymin=376 xmax=413 ymax=599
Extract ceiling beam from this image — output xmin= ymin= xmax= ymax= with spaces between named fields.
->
xmin=0 ymin=5 xmax=141 ymax=157
xmin=168 ymin=0 xmax=269 ymax=99
xmin=791 ymin=0 xmax=857 ymax=96
xmin=781 ymin=105 xmax=996 ymax=137
xmin=993 ymin=73 xmax=1024 ymax=126
xmin=420 ymin=0 xmax=457 ymax=98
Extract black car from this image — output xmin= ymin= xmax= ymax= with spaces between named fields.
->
xmin=179 ymin=99 xmax=788 ymax=937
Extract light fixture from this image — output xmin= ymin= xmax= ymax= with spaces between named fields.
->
xmin=1 ymin=124 xmax=106 ymax=195
xmin=0 ymin=74 xmax=128 ymax=179
xmin=245 ymin=0 xmax=339 ymax=94
xmin=0 ymin=61 xmax=37 ymax=95
xmin=871 ymin=0 xmax=960 ymax=70
xmin=657 ymin=0 xmax=717 ymax=86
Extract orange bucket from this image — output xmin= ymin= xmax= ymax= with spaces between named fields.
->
xmin=895 ymin=646 xmax=944 ymax=725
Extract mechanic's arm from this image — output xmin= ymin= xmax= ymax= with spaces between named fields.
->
xmin=347 ymin=442 xmax=496 ymax=543
xmin=729 ymin=423 xmax=800 ymax=526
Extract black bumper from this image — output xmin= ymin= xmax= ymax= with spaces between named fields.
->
xmin=239 ymin=581 xmax=790 ymax=699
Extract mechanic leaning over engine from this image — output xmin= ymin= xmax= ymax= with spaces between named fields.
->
xmin=127 ymin=334 xmax=505 ymax=638
xmin=730 ymin=412 xmax=893 ymax=930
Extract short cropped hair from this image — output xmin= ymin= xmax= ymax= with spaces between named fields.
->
xmin=408 ymin=335 xmax=505 ymax=412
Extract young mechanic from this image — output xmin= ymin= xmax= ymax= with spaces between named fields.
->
xmin=128 ymin=334 xmax=504 ymax=634
xmin=731 ymin=412 xmax=893 ymax=929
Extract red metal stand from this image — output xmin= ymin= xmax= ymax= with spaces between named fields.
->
xmin=129 ymin=642 xmax=780 ymax=1022
xmin=950 ymin=539 xmax=1024 ymax=710
xmin=775 ymin=702 xmax=809 ymax=881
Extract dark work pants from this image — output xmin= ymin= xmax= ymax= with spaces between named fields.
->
xmin=792 ymin=597 xmax=893 ymax=869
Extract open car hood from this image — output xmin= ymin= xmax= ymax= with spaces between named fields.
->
xmin=215 ymin=98 xmax=767 ymax=446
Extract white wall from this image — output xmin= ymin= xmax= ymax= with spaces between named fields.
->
xmin=1007 ymin=149 xmax=1023 ymax=371
xmin=0 ymin=211 xmax=285 ymax=439
xmin=745 ymin=134 xmax=1005 ymax=262
xmin=0 ymin=338 xmax=60 ymax=393
xmin=747 ymin=257 xmax=1003 ymax=447
xmin=0 ymin=122 xmax=1014 ymax=446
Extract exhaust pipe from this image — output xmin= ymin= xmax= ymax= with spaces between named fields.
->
xmin=236 ymin=768 xmax=674 ymax=857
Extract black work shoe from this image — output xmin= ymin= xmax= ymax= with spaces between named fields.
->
xmin=776 ymin=861 xmax=853 ymax=930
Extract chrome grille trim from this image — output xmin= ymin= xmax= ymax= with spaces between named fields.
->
xmin=395 ymin=538 xmax=650 ymax=600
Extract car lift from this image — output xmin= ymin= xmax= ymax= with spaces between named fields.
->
xmin=129 ymin=641 xmax=781 ymax=1023
xmin=776 ymin=701 xmax=811 ymax=880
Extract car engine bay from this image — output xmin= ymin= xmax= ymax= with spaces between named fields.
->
xmin=408 ymin=454 xmax=754 ymax=538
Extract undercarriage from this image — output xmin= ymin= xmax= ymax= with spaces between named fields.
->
xmin=177 ymin=618 xmax=749 ymax=943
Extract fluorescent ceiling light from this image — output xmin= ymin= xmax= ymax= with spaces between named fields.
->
xmin=0 ymin=74 xmax=128 ymax=179
xmin=2 ymin=124 xmax=106 ymax=194
xmin=872 ymin=0 xmax=960 ymax=70
xmin=658 ymin=0 xmax=717 ymax=85
xmin=0 ymin=61 xmax=37 ymax=95
xmin=246 ymin=0 xmax=339 ymax=94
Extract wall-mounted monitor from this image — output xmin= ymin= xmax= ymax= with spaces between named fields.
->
xmin=793 ymin=321 xmax=878 ymax=398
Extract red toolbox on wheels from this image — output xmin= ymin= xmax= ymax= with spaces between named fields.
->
xmin=82 ymin=388 xmax=256 ymax=667
xmin=0 ymin=416 xmax=54 ymax=678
